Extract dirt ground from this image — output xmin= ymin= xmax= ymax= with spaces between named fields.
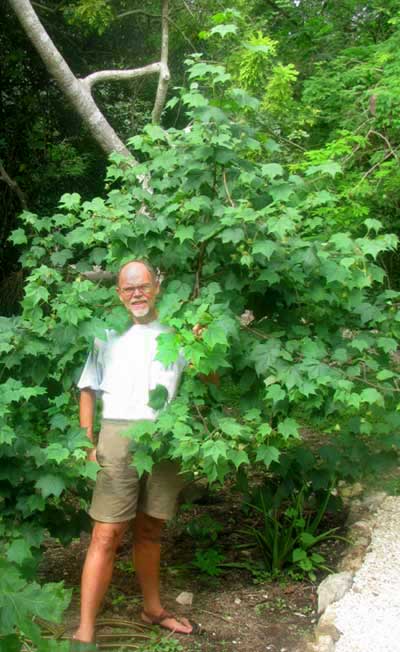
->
xmin=39 ymin=484 xmax=346 ymax=652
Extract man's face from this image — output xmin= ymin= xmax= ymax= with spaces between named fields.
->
xmin=117 ymin=262 xmax=159 ymax=323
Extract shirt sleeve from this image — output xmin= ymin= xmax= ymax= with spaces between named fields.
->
xmin=77 ymin=338 xmax=104 ymax=391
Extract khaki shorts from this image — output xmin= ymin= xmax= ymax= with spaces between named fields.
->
xmin=89 ymin=419 xmax=186 ymax=523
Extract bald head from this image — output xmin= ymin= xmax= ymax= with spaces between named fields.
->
xmin=116 ymin=259 xmax=159 ymax=324
xmin=117 ymin=259 xmax=157 ymax=286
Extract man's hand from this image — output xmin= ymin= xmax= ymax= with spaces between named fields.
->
xmin=192 ymin=324 xmax=220 ymax=385
xmin=192 ymin=323 xmax=204 ymax=338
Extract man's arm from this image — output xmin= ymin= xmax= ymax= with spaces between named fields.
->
xmin=80 ymin=387 xmax=97 ymax=461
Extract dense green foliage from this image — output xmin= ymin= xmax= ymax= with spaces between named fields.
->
xmin=3 ymin=51 xmax=400 ymax=533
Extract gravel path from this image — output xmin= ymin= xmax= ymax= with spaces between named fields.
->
xmin=335 ymin=496 xmax=400 ymax=652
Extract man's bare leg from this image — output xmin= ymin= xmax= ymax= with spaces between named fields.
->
xmin=74 ymin=521 xmax=128 ymax=643
xmin=134 ymin=511 xmax=192 ymax=634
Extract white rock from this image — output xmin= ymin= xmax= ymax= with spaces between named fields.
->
xmin=234 ymin=597 xmax=241 ymax=605
xmin=176 ymin=591 xmax=193 ymax=606
xmin=315 ymin=635 xmax=336 ymax=652
xmin=317 ymin=604 xmax=338 ymax=628
xmin=318 ymin=572 xmax=353 ymax=614
xmin=362 ymin=491 xmax=387 ymax=512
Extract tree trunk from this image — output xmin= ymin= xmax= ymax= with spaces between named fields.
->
xmin=152 ymin=0 xmax=170 ymax=124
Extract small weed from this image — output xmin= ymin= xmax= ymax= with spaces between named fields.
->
xmin=189 ymin=548 xmax=251 ymax=579
xmin=296 ymin=604 xmax=314 ymax=615
xmin=115 ymin=559 xmax=134 ymax=574
xmin=273 ymin=597 xmax=288 ymax=611
xmin=192 ymin=549 xmax=225 ymax=576
xmin=109 ymin=587 xmax=127 ymax=607
xmin=254 ymin=597 xmax=288 ymax=615
xmin=185 ymin=514 xmax=223 ymax=542
xmin=287 ymin=568 xmax=308 ymax=582
xmin=188 ymin=642 xmax=202 ymax=651
xmin=255 ymin=602 xmax=269 ymax=615
xmin=136 ymin=634 xmax=184 ymax=652
xmin=249 ymin=563 xmax=281 ymax=584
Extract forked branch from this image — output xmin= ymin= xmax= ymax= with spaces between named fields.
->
xmin=8 ymin=0 xmax=171 ymax=156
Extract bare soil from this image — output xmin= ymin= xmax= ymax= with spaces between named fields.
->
xmin=39 ymin=484 xmax=346 ymax=652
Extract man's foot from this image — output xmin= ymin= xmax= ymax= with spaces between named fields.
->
xmin=71 ymin=629 xmax=97 ymax=651
xmin=141 ymin=609 xmax=194 ymax=634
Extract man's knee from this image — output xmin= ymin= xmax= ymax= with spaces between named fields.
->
xmin=91 ymin=522 xmax=127 ymax=554
xmin=134 ymin=512 xmax=164 ymax=544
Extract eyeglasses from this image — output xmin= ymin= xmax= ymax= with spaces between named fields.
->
xmin=119 ymin=283 xmax=154 ymax=298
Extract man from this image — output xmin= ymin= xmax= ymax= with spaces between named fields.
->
xmin=73 ymin=260 xmax=194 ymax=647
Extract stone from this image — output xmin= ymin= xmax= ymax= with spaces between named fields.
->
xmin=362 ymin=491 xmax=387 ymax=512
xmin=176 ymin=591 xmax=193 ymax=606
xmin=338 ymin=550 xmax=365 ymax=573
xmin=350 ymin=519 xmax=372 ymax=535
xmin=315 ymin=604 xmax=341 ymax=645
xmin=316 ymin=624 xmax=340 ymax=642
xmin=337 ymin=558 xmax=353 ymax=572
xmin=317 ymin=571 xmax=353 ymax=614
xmin=317 ymin=604 xmax=337 ymax=629
xmin=314 ymin=634 xmax=336 ymax=652
xmin=352 ymin=535 xmax=370 ymax=547
xmin=316 ymin=614 xmax=341 ymax=643
xmin=304 ymin=644 xmax=318 ymax=652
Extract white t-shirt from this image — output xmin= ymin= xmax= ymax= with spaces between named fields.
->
xmin=77 ymin=321 xmax=185 ymax=421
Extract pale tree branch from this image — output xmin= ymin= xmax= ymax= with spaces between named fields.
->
xmin=80 ymin=270 xmax=115 ymax=283
xmin=116 ymin=9 xmax=161 ymax=20
xmin=82 ymin=63 xmax=161 ymax=90
xmin=152 ymin=0 xmax=170 ymax=124
xmin=8 ymin=0 xmax=173 ymax=157
xmin=182 ymin=0 xmax=195 ymax=17
xmin=0 ymin=162 xmax=28 ymax=209
xmin=8 ymin=0 xmax=133 ymax=159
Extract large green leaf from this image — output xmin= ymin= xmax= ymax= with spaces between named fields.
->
xmin=148 ymin=384 xmax=169 ymax=411
xmin=35 ymin=475 xmax=66 ymax=498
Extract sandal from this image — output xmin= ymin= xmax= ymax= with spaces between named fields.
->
xmin=141 ymin=609 xmax=202 ymax=635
